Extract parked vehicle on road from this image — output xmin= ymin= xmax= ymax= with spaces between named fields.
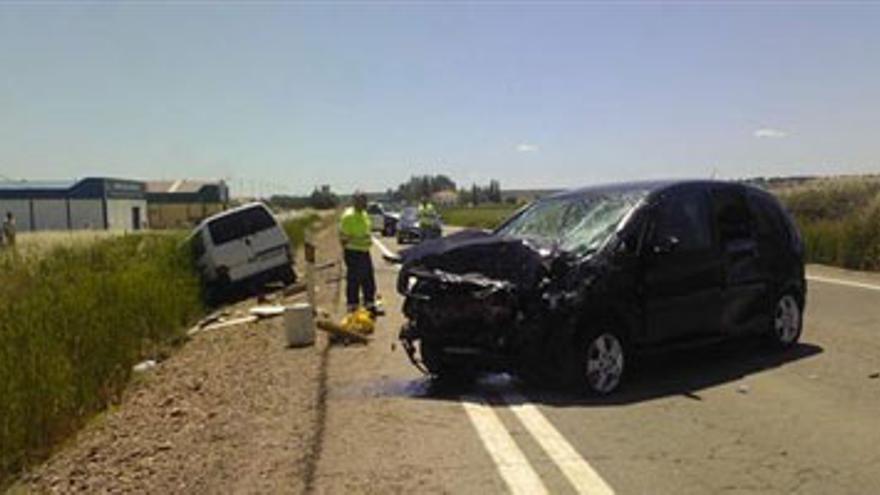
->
xmin=396 ymin=207 xmax=421 ymax=244
xmin=189 ymin=202 xmax=295 ymax=303
xmin=397 ymin=180 xmax=806 ymax=395
xmin=367 ymin=202 xmax=400 ymax=237
xmin=396 ymin=206 xmax=443 ymax=244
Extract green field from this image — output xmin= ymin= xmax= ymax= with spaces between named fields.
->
xmin=441 ymin=204 xmax=521 ymax=229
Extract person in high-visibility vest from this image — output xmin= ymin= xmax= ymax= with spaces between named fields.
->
xmin=419 ymin=196 xmax=437 ymax=232
xmin=339 ymin=192 xmax=379 ymax=315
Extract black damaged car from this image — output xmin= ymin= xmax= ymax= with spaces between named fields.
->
xmin=397 ymin=180 xmax=805 ymax=395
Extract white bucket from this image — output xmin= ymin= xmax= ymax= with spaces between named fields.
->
xmin=285 ymin=303 xmax=315 ymax=348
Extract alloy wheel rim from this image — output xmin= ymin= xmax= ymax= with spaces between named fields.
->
xmin=774 ymin=295 xmax=801 ymax=344
xmin=586 ymin=333 xmax=624 ymax=393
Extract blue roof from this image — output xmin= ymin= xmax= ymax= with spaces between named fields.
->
xmin=0 ymin=177 xmax=145 ymax=200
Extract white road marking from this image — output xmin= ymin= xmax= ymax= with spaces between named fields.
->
xmin=371 ymin=234 xmax=397 ymax=259
xmin=807 ymin=275 xmax=880 ymax=292
xmin=503 ymin=393 xmax=616 ymax=495
xmin=372 ymin=235 xmax=402 ymax=270
xmin=461 ymin=397 xmax=549 ymax=495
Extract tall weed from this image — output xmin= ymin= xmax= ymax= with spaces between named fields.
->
xmin=0 ymin=234 xmax=203 ymax=483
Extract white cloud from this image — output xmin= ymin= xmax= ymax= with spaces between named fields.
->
xmin=754 ymin=128 xmax=788 ymax=139
xmin=516 ymin=143 xmax=539 ymax=152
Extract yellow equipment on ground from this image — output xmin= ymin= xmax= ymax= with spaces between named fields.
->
xmin=340 ymin=307 xmax=375 ymax=335
xmin=314 ymin=307 xmax=375 ymax=344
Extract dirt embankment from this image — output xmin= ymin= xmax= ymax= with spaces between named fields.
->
xmin=17 ymin=223 xmax=343 ymax=494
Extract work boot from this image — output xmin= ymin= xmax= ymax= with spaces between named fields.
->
xmin=366 ymin=303 xmax=385 ymax=318
xmin=346 ymin=304 xmax=358 ymax=314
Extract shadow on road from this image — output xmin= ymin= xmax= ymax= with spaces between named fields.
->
xmin=338 ymin=338 xmax=823 ymax=407
xmin=525 ymin=339 xmax=824 ymax=407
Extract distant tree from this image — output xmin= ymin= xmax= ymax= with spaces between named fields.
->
xmin=487 ymin=179 xmax=502 ymax=203
xmin=309 ymin=185 xmax=339 ymax=209
xmin=395 ymin=175 xmax=458 ymax=202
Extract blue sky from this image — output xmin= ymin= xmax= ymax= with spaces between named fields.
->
xmin=1 ymin=2 xmax=878 ymax=195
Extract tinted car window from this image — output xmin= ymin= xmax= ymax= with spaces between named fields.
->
xmin=209 ymin=206 xmax=276 ymax=245
xmin=712 ymin=187 xmax=753 ymax=244
xmin=651 ymin=190 xmax=712 ymax=252
xmin=367 ymin=204 xmax=382 ymax=215
xmin=748 ymin=192 xmax=788 ymax=245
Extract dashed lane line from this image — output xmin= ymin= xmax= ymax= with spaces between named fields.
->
xmin=503 ymin=393 xmax=616 ymax=495
xmin=807 ymin=275 xmax=880 ymax=292
xmin=461 ymin=397 xmax=550 ymax=495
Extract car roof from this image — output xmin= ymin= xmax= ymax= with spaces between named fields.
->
xmin=546 ymin=179 xmax=755 ymax=201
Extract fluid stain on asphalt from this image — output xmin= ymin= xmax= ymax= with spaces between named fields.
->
xmin=332 ymin=376 xmax=437 ymax=399
xmin=332 ymin=373 xmax=521 ymax=401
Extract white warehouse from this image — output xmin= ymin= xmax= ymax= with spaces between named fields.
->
xmin=0 ymin=178 xmax=147 ymax=232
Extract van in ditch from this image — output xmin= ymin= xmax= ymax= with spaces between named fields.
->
xmin=189 ymin=202 xmax=296 ymax=302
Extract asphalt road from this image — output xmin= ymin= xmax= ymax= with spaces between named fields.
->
xmin=310 ymin=233 xmax=880 ymax=495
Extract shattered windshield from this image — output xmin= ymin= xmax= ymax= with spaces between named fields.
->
xmin=496 ymin=192 xmax=645 ymax=254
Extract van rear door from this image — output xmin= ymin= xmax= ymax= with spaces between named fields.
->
xmin=246 ymin=206 xmax=290 ymax=274
xmin=207 ymin=210 xmax=254 ymax=282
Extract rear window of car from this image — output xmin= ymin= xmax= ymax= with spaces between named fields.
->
xmin=748 ymin=191 xmax=798 ymax=248
xmin=712 ymin=187 xmax=754 ymax=244
xmin=208 ymin=206 xmax=276 ymax=245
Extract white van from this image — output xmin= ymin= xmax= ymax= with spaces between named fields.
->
xmin=189 ymin=202 xmax=295 ymax=301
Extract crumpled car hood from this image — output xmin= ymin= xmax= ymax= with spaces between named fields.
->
xmin=397 ymin=229 xmax=555 ymax=294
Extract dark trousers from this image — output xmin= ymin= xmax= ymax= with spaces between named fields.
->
xmin=344 ymin=249 xmax=376 ymax=308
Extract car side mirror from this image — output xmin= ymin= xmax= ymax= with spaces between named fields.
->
xmin=651 ymin=235 xmax=680 ymax=255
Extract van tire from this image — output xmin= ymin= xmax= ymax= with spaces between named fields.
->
xmin=280 ymin=266 xmax=297 ymax=286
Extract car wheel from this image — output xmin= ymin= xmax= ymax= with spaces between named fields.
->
xmin=580 ymin=331 xmax=626 ymax=395
xmin=768 ymin=293 xmax=802 ymax=348
xmin=421 ymin=341 xmax=474 ymax=384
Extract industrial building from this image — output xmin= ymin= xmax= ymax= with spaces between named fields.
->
xmin=146 ymin=179 xmax=229 ymax=229
xmin=0 ymin=178 xmax=147 ymax=232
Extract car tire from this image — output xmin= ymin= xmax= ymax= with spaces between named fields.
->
xmin=579 ymin=330 xmax=627 ymax=395
xmin=767 ymin=292 xmax=803 ymax=348
xmin=421 ymin=340 xmax=474 ymax=384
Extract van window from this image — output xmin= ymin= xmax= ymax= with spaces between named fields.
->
xmin=367 ymin=204 xmax=382 ymax=215
xmin=712 ymin=188 xmax=752 ymax=244
xmin=651 ymin=190 xmax=712 ymax=252
xmin=208 ymin=206 xmax=276 ymax=245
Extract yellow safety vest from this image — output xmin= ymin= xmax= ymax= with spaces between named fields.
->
xmin=339 ymin=207 xmax=372 ymax=252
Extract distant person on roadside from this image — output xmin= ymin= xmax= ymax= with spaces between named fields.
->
xmin=418 ymin=195 xmax=438 ymax=240
xmin=2 ymin=212 xmax=15 ymax=249
xmin=339 ymin=192 xmax=381 ymax=317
